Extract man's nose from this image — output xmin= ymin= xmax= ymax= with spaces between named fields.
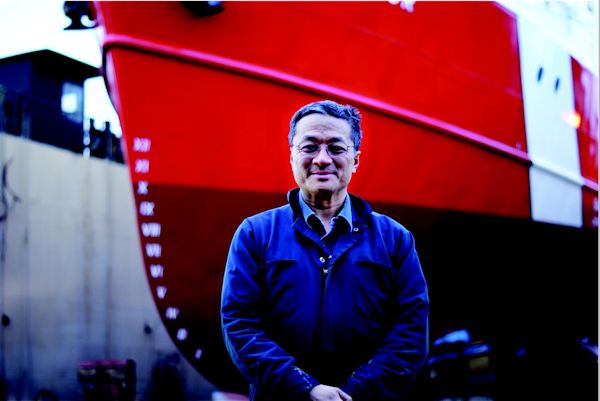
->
xmin=313 ymin=145 xmax=333 ymax=165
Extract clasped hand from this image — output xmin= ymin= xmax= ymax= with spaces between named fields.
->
xmin=309 ymin=384 xmax=352 ymax=401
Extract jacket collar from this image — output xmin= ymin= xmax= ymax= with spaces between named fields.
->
xmin=287 ymin=188 xmax=372 ymax=228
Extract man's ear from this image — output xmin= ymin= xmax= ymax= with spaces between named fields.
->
xmin=353 ymin=151 xmax=361 ymax=173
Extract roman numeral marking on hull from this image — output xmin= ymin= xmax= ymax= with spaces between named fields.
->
xmin=139 ymin=201 xmax=155 ymax=216
xmin=135 ymin=159 xmax=150 ymax=173
xmin=195 ymin=349 xmax=203 ymax=359
xmin=133 ymin=137 xmax=152 ymax=153
xmin=176 ymin=328 xmax=188 ymax=341
xmin=145 ymin=243 xmax=162 ymax=258
xmin=150 ymin=264 xmax=164 ymax=278
xmin=166 ymin=307 xmax=179 ymax=320
xmin=142 ymin=223 xmax=161 ymax=237
xmin=137 ymin=181 xmax=148 ymax=195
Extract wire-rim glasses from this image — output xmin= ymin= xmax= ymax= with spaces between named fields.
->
xmin=294 ymin=142 xmax=353 ymax=158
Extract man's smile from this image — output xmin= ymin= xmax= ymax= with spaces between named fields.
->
xmin=310 ymin=170 xmax=337 ymax=176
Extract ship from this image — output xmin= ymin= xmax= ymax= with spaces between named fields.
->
xmin=1 ymin=1 xmax=598 ymax=400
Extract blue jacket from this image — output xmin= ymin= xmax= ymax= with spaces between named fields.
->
xmin=221 ymin=189 xmax=429 ymax=401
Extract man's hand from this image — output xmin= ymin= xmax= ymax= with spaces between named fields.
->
xmin=309 ymin=384 xmax=352 ymax=401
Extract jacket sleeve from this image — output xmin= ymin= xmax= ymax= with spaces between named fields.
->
xmin=221 ymin=219 xmax=319 ymax=399
xmin=341 ymin=228 xmax=429 ymax=401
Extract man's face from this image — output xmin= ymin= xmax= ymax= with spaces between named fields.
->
xmin=290 ymin=113 xmax=360 ymax=199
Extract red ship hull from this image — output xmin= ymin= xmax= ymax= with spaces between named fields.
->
xmin=93 ymin=1 xmax=598 ymax=397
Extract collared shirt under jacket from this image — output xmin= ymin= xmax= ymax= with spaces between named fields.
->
xmin=221 ymin=188 xmax=429 ymax=401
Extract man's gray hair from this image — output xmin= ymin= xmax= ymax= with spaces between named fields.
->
xmin=288 ymin=100 xmax=363 ymax=151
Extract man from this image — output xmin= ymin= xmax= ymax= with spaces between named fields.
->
xmin=221 ymin=100 xmax=429 ymax=401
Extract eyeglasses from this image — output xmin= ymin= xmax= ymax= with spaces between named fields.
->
xmin=294 ymin=143 xmax=353 ymax=157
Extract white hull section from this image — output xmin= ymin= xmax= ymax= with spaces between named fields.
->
xmin=517 ymin=16 xmax=583 ymax=227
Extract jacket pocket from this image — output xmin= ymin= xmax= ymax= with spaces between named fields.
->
xmin=350 ymin=258 xmax=393 ymax=319
xmin=355 ymin=258 xmax=393 ymax=289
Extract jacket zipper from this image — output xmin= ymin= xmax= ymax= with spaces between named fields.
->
xmin=320 ymin=262 xmax=328 ymax=348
